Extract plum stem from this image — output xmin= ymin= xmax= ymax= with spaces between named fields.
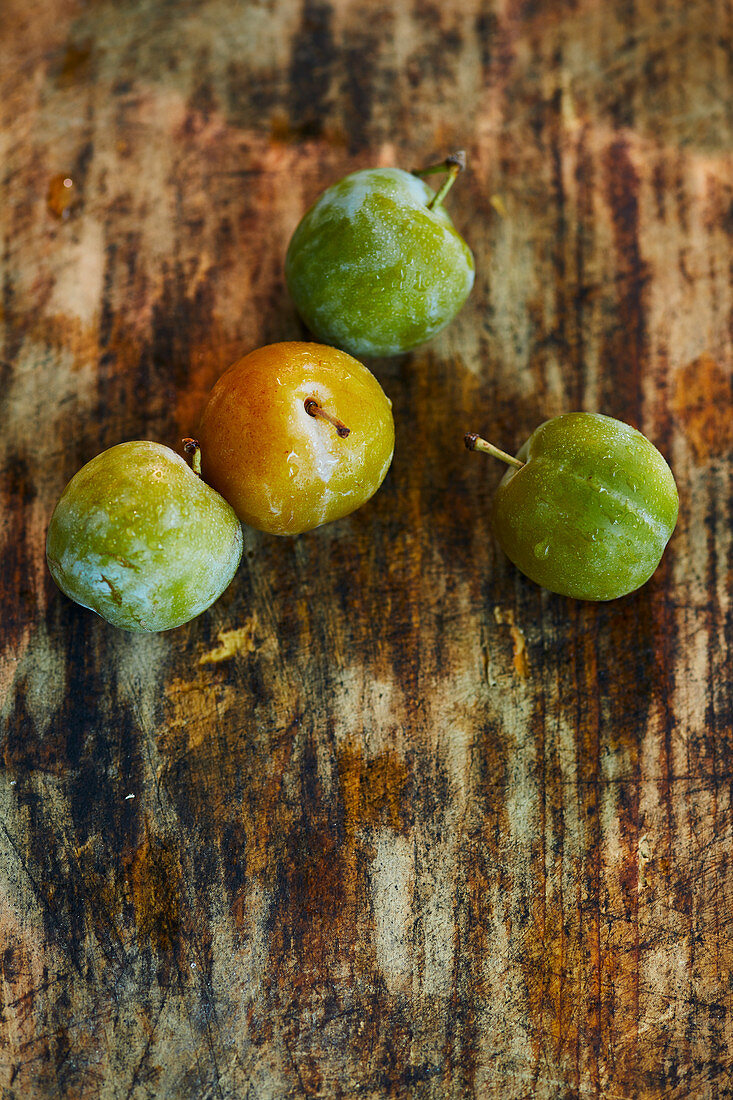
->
xmin=305 ymin=398 xmax=350 ymax=438
xmin=413 ymin=151 xmax=466 ymax=210
xmin=182 ymin=438 xmax=202 ymax=476
xmin=464 ymin=432 xmax=524 ymax=469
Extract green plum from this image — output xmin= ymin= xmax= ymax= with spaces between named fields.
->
xmin=46 ymin=441 xmax=243 ymax=632
xmin=285 ymin=153 xmax=475 ymax=357
xmin=466 ymin=413 xmax=679 ymax=600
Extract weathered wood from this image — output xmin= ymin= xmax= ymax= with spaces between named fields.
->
xmin=1 ymin=0 xmax=732 ymax=1096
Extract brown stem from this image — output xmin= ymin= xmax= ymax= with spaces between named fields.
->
xmin=412 ymin=150 xmax=466 ymax=210
xmin=182 ymin=438 xmax=202 ymax=476
xmin=305 ymin=398 xmax=350 ymax=438
xmin=464 ymin=432 xmax=524 ymax=469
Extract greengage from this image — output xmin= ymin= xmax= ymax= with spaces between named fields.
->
xmin=465 ymin=413 xmax=679 ymax=601
xmin=197 ymin=342 xmax=395 ymax=536
xmin=46 ymin=441 xmax=243 ymax=631
xmin=285 ymin=153 xmax=475 ymax=357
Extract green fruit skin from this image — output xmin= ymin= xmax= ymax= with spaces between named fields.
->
xmin=285 ymin=167 xmax=475 ymax=357
xmin=46 ymin=442 xmax=244 ymax=632
xmin=492 ymin=413 xmax=679 ymax=601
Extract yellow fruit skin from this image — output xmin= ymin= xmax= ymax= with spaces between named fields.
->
xmin=46 ymin=442 xmax=243 ymax=632
xmin=198 ymin=342 xmax=395 ymax=536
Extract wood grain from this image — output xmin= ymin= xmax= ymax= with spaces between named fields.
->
xmin=1 ymin=0 xmax=732 ymax=1096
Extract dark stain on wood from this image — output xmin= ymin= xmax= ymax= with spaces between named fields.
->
xmin=287 ymin=0 xmax=336 ymax=142
xmin=55 ymin=38 xmax=94 ymax=89
xmin=603 ymin=138 xmax=647 ymax=425
xmin=130 ymin=830 xmax=183 ymax=955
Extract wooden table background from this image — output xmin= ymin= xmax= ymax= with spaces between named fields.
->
xmin=2 ymin=0 xmax=732 ymax=1096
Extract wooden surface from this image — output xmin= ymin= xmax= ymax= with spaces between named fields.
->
xmin=2 ymin=0 xmax=733 ymax=1096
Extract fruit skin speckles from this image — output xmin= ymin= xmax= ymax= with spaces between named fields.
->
xmin=197 ymin=342 xmax=395 ymax=537
xmin=285 ymin=167 xmax=475 ymax=358
xmin=46 ymin=441 xmax=243 ymax=632
xmin=469 ymin=413 xmax=679 ymax=601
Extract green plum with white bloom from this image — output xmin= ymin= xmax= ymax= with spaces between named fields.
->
xmin=285 ymin=155 xmax=475 ymax=357
xmin=46 ymin=441 xmax=243 ymax=631
xmin=466 ymin=413 xmax=679 ymax=601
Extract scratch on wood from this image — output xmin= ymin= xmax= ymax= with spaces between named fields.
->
xmin=198 ymin=618 xmax=258 ymax=664
xmin=493 ymin=606 xmax=529 ymax=678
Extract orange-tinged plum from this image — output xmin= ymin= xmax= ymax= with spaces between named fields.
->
xmin=197 ymin=342 xmax=395 ymax=536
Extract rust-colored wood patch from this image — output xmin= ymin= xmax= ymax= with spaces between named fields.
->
xmin=673 ymin=352 xmax=733 ymax=462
